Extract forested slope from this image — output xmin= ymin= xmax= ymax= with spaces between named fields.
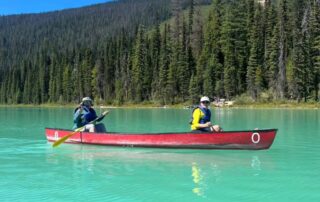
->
xmin=0 ymin=0 xmax=319 ymax=105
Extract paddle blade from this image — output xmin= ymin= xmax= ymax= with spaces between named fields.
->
xmin=52 ymin=127 xmax=83 ymax=148
xmin=102 ymin=111 xmax=109 ymax=116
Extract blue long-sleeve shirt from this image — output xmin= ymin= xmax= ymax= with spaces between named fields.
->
xmin=73 ymin=106 xmax=97 ymax=129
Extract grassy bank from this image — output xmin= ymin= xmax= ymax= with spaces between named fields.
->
xmin=0 ymin=101 xmax=319 ymax=109
xmin=232 ymin=102 xmax=320 ymax=109
xmin=232 ymin=95 xmax=320 ymax=108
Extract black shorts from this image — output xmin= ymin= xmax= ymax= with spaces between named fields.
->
xmin=191 ymin=128 xmax=211 ymax=133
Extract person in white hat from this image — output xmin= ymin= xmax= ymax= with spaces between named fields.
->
xmin=73 ymin=97 xmax=106 ymax=132
xmin=190 ymin=96 xmax=221 ymax=132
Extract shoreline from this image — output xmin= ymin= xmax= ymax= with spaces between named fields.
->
xmin=0 ymin=102 xmax=319 ymax=109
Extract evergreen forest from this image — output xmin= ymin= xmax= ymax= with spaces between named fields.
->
xmin=0 ymin=0 xmax=319 ymax=105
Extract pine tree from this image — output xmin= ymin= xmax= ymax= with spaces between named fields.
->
xmin=247 ymin=4 xmax=263 ymax=100
xmin=221 ymin=7 xmax=237 ymax=99
xmin=277 ymin=0 xmax=289 ymax=99
xmin=171 ymin=0 xmax=182 ymax=41
xmin=62 ymin=64 xmax=72 ymax=103
xmin=38 ymin=52 xmax=50 ymax=103
xmin=203 ymin=57 xmax=215 ymax=98
xmin=91 ymin=64 xmax=99 ymax=102
xmin=268 ymin=23 xmax=280 ymax=98
xmin=150 ymin=24 xmax=161 ymax=100
xmin=311 ymin=0 xmax=320 ymax=101
xmin=197 ymin=0 xmax=222 ymax=99
xmin=104 ymin=42 xmax=116 ymax=102
xmin=264 ymin=0 xmax=277 ymax=82
xmin=158 ymin=24 xmax=171 ymax=104
xmin=82 ymin=49 xmax=94 ymax=98
xmin=235 ymin=0 xmax=253 ymax=94
xmin=189 ymin=73 xmax=199 ymax=103
xmin=131 ymin=25 xmax=147 ymax=102
xmin=48 ymin=56 xmax=57 ymax=102
xmin=177 ymin=17 xmax=190 ymax=101
xmin=187 ymin=0 xmax=194 ymax=47
xmin=32 ymin=66 xmax=41 ymax=104
xmin=167 ymin=62 xmax=177 ymax=104
xmin=55 ymin=58 xmax=63 ymax=103
xmin=72 ymin=51 xmax=82 ymax=102
xmin=192 ymin=2 xmax=204 ymax=58
xmin=96 ymin=58 xmax=105 ymax=101
xmin=168 ymin=2 xmax=184 ymax=103
xmin=290 ymin=1 xmax=312 ymax=101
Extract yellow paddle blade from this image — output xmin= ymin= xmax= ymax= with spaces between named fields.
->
xmin=52 ymin=127 xmax=84 ymax=148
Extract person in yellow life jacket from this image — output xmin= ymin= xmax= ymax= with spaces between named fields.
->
xmin=190 ymin=96 xmax=222 ymax=133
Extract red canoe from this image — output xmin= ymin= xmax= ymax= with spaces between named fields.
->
xmin=45 ymin=128 xmax=277 ymax=150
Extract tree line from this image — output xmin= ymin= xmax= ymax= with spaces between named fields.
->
xmin=0 ymin=0 xmax=319 ymax=105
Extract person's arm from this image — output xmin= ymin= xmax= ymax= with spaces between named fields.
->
xmin=73 ymin=107 xmax=84 ymax=127
xmin=192 ymin=109 xmax=212 ymax=129
xmin=83 ymin=108 xmax=98 ymax=123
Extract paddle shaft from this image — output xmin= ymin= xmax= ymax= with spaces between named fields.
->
xmin=52 ymin=111 xmax=109 ymax=148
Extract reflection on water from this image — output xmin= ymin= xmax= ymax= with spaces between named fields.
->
xmin=192 ymin=163 xmax=203 ymax=196
xmin=190 ymin=155 xmax=262 ymax=197
xmin=47 ymin=145 xmax=274 ymax=168
xmin=45 ymin=145 xmax=274 ymax=198
xmin=251 ymin=156 xmax=261 ymax=176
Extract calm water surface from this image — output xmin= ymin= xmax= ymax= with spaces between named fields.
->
xmin=0 ymin=107 xmax=319 ymax=201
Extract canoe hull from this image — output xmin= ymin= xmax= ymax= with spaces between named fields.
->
xmin=45 ymin=128 xmax=277 ymax=150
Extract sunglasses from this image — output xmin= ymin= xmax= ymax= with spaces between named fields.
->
xmin=83 ymin=101 xmax=93 ymax=105
xmin=201 ymin=101 xmax=210 ymax=104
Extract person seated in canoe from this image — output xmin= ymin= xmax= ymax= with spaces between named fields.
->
xmin=73 ymin=97 xmax=107 ymax=133
xmin=190 ymin=96 xmax=222 ymax=133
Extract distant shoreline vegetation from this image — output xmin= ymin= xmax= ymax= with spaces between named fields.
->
xmin=0 ymin=99 xmax=319 ymax=109
xmin=0 ymin=0 xmax=319 ymax=105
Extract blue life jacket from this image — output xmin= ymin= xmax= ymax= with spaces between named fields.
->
xmin=73 ymin=106 xmax=97 ymax=129
xmin=198 ymin=106 xmax=211 ymax=124
xmin=189 ymin=106 xmax=211 ymax=124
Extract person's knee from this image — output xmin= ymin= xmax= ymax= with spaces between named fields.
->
xmin=211 ymin=125 xmax=221 ymax=132
xmin=84 ymin=124 xmax=95 ymax=132
xmin=95 ymin=123 xmax=106 ymax=133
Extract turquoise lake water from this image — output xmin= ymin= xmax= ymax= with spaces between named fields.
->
xmin=0 ymin=107 xmax=319 ymax=201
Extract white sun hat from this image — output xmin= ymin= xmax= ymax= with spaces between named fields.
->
xmin=82 ymin=97 xmax=93 ymax=102
xmin=200 ymin=96 xmax=210 ymax=102
xmin=81 ymin=97 xmax=93 ymax=106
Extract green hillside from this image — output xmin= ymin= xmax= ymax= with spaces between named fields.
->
xmin=0 ymin=0 xmax=319 ymax=105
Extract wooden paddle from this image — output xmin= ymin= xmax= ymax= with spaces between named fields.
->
xmin=52 ymin=111 xmax=109 ymax=148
